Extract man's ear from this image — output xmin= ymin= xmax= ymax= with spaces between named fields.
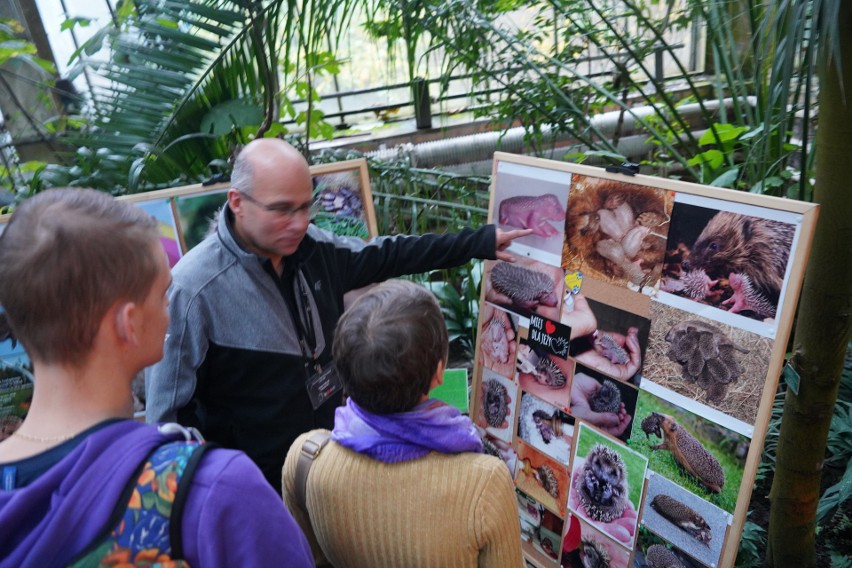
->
xmin=226 ymin=188 xmax=242 ymax=214
xmin=114 ymin=302 xmax=138 ymax=345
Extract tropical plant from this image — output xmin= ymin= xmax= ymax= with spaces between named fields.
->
xmin=41 ymin=0 xmax=362 ymax=193
xmin=418 ymin=0 xmax=816 ymax=196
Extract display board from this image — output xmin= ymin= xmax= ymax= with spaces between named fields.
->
xmin=471 ymin=152 xmax=818 ymax=568
xmin=0 ymin=158 xmax=377 ymax=427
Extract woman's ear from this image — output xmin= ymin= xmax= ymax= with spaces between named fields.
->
xmin=428 ymin=359 xmax=446 ymax=392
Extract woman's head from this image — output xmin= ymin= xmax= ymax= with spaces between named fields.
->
xmin=333 ymin=280 xmax=448 ymax=414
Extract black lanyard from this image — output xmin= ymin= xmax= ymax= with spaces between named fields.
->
xmin=266 ymin=260 xmax=322 ymax=375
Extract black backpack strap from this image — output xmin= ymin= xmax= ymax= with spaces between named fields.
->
xmin=170 ymin=441 xmax=215 ymax=559
xmin=294 ymin=431 xmax=331 ymax=511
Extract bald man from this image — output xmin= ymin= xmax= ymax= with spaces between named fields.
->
xmin=145 ymin=139 xmax=529 ymax=489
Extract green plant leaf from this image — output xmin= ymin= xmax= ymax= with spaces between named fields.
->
xmin=687 ymin=149 xmax=724 ymax=169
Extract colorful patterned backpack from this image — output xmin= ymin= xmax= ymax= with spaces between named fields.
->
xmin=68 ymin=430 xmax=211 ymax=568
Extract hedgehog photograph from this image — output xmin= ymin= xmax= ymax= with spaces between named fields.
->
xmin=569 ymin=367 xmax=639 ymax=443
xmin=566 ymin=296 xmax=652 ymax=386
xmin=650 ymin=495 xmax=712 ymax=544
xmin=478 ymin=304 xmax=518 ymax=379
xmin=561 ymin=516 xmax=632 ymax=568
xmin=563 ymin=175 xmax=673 ymax=292
xmin=518 ymin=392 xmax=573 ymax=463
xmin=516 ymin=340 xmax=572 ymax=410
xmin=576 ymin=444 xmax=629 ymax=523
xmin=569 ymin=424 xmax=647 ymax=546
xmin=589 ymin=380 xmax=623 ymax=414
xmin=492 ymin=167 xmax=571 ymax=257
xmin=641 ymin=412 xmax=726 ymax=494
xmin=644 ymin=302 xmax=772 ymax=425
xmin=641 ymin=472 xmax=728 ymax=567
xmin=664 ymin=320 xmax=748 ymax=403
xmin=484 ymin=256 xmax=564 ymax=320
xmin=515 ymin=441 xmax=569 ymax=516
xmin=630 ymin=391 xmax=745 ymax=513
xmin=475 ymin=370 xmax=517 ymax=443
xmin=660 ymin=202 xmax=795 ymax=323
xmin=644 ymin=543 xmax=687 ymax=568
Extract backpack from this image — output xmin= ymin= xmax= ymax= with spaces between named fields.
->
xmin=68 ymin=436 xmax=211 ymax=568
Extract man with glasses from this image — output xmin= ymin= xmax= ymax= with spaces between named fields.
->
xmin=145 ymin=138 xmax=530 ymax=490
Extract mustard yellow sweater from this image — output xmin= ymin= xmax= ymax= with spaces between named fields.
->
xmin=283 ymin=429 xmax=523 ymax=568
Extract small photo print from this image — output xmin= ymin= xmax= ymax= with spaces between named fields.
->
xmin=478 ymin=304 xmax=519 ymax=379
xmin=634 ymin=526 xmax=706 ymax=567
xmin=474 ymin=369 xmax=518 ymax=443
xmin=484 ymin=256 xmax=564 ymax=321
xmin=136 ymin=199 xmax=182 ymax=267
xmin=174 ymin=189 xmax=227 ymax=252
xmin=569 ymin=365 xmax=638 ymax=443
xmin=628 ymin=389 xmax=747 ymax=514
xmin=568 ymin=423 xmax=648 ymax=549
xmin=312 ymin=167 xmax=370 ymax=238
xmin=493 ymin=161 xmax=570 ymax=258
xmin=644 ymin=301 xmax=772 ymax=426
xmin=0 ymin=345 xmax=33 ymax=442
xmin=518 ymin=391 xmax=574 ymax=464
xmin=516 ymin=338 xmax=572 ymax=410
xmin=517 ymin=489 xmax=565 ymax=565
xmin=478 ymin=427 xmax=519 ymax=477
xmin=659 ymin=201 xmax=796 ymax=324
xmin=561 ymin=514 xmax=631 ymax=568
xmin=567 ymin=296 xmax=651 ymax=386
xmin=641 ymin=472 xmax=728 ymax=568
xmin=563 ymin=175 xmax=674 ymax=293
xmin=516 ymin=441 xmax=571 ymax=517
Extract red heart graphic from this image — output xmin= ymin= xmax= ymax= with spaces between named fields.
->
xmin=545 ymin=321 xmax=556 ymax=335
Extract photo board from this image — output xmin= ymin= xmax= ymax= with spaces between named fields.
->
xmin=0 ymin=158 xmax=378 ymax=425
xmin=472 ymin=152 xmax=818 ymax=568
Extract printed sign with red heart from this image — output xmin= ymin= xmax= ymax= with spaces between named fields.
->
xmin=545 ymin=321 xmax=556 ymax=335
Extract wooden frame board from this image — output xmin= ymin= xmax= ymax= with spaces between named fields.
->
xmin=473 ymin=152 xmax=818 ymax=568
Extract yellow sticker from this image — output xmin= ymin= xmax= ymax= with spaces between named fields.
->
xmin=564 ymin=271 xmax=583 ymax=294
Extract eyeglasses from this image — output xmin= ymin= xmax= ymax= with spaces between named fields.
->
xmin=239 ymin=191 xmax=315 ymax=219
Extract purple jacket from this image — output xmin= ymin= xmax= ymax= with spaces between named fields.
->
xmin=0 ymin=420 xmax=313 ymax=567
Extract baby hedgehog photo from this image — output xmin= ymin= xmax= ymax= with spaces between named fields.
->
xmin=588 ymin=380 xmax=622 ymax=414
xmin=577 ymin=444 xmax=629 ymax=522
xmin=483 ymin=379 xmax=509 ymax=428
xmin=650 ymin=494 xmax=712 ymax=544
xmin=665 ymin=320 xmax=748 ymax=402
xmin=579 ymin=537 xmax=611 ymax=568
xmin=644 ymin=544 xmax=686 ymax=568
xmin=641 ymin=413 xmax=726 ymax=494
xmin=490 ymin=261 xmax=558 ymax=311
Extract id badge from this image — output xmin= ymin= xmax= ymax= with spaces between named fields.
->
xmin=306 ymin=364 xmax=342 ymax=410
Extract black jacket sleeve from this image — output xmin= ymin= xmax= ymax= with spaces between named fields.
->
xmin=339 ymin=225 xmax=496 ymax=291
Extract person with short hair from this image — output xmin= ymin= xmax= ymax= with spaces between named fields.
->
xmin=0 ymin=188 xmax=313 ymax=567
xmin=283 ymin=279 xmax=523 ymax=567
xmin=145 ymin=138 xmax=530 ymax=490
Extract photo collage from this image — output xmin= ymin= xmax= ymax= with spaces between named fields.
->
xmin=472 ymin=154 xmax=816 ymax=568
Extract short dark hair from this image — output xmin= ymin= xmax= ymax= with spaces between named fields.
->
xmin=0 ymin=188 xmax=160 ymax=366
xmin=333 ymin=280 xmax=448 ymax=414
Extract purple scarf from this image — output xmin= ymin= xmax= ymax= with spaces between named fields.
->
xmin=332 ymin=398 xmax=483 ymax=463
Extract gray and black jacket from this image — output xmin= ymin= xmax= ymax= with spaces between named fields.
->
xmin=145 ymin=205 xmax=496 ymax=488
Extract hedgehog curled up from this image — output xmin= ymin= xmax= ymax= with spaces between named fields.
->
xmin=577 ymin=444 xmax=629 ymax=523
